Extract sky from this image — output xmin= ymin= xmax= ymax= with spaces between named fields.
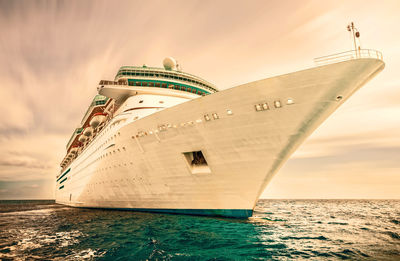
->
xmin=0 ymin=0 xmax=399 ymax=199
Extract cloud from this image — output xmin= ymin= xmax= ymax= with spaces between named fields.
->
xmin=0 ymin=131 xmax=65 ymax=182
xmin=0 ymin=159 xmax=50 ymax=169
xmin=23 ymin=184 xmax=39 ymax=189
xmin=263 ymin=144 xmax=400 ymax=199
xmin=292 ymin=127 xmax=400 ymax=159
xmin=0 ymin=79 xmax=35 ymax=132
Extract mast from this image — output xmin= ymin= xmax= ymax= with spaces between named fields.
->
xmin=347 ymin=22 xmax=361 ymax=58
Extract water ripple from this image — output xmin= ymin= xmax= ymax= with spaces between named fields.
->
xmin=0 ymin=199 xmax=398 ymax=260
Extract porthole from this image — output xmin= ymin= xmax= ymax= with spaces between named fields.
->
xmin=274 ymin=100 xmax=282 ymax=108
xmin=139 ymin=100 xmax=143 ymax=103
xmin=212 ymin=113 xmax=219 ymax=120
xmin=226 ymin=109 xmax=233 ymax=115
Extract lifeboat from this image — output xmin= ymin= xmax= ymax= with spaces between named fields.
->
xmin=69 ymin=146 xmax=78 ymax=154
xmin=90 ymin=113 xmax=107 ymax=128
xmin=78 ymin=135 xmax=87 ymax=142
xmin=83 ymin=127 xmax=94 ymax=137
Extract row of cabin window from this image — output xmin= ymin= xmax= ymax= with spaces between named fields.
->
xmin=118 ymin=71 xmax=216 ymax=92
xmin=94 ymin=100 xmax=106 ymax=106
xmin=128 ymin=81 xmax=207 ymax=96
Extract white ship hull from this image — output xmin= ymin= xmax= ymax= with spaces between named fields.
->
xmin=56 ymin=58 xmax=384 ymax=218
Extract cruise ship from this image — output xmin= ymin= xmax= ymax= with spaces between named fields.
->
xmin=56 ymin=45 xmax=384 ymax=218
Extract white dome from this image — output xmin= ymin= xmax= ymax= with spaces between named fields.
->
xmin=163 ymin=57 xmax=177 ymax=70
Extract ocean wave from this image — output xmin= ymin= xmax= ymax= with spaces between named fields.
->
xmin=1 ymin=200 xmax=399 ymax=260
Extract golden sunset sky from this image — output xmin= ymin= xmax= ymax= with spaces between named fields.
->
xmin=0 ymin=0 xmax=399 ymax=199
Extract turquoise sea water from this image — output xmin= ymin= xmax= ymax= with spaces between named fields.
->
xmin=0 ymin=199 xmax=399 ymax=260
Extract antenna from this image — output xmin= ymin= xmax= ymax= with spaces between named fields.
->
xmin=176 ymin=60 xmax=182 ymax=71
xmin=347 ymin=22 xmax=361 ymax=57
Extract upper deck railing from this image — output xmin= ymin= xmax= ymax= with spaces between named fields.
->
xmin=314 ymin=49 xmax=383 ymax=66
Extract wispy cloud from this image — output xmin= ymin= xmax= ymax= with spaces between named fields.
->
xmin=0 ymin=159 xmax=50 ymax=170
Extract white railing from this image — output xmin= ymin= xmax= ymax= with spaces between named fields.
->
xmin=314 ymin=49 xmax=383 ymax=66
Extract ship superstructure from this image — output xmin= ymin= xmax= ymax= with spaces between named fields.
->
xmin=56 ymin=49 xmax=384 ymax=218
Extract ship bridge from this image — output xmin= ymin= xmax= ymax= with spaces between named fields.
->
xmin=114 ymin=65 xmax=217 ymax=95
xmin=100 ymin=57 xmax=217 ymax=98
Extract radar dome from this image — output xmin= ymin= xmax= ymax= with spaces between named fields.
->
xmin=163 ymin=57 xmax=177 ymax=70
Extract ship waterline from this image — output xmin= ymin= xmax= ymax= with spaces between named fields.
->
xmin=56 ymin=54 xmax=384 ymax=218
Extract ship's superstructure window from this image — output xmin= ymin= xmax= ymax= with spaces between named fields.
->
xmin=115 ymin=66 xmax=217 ymax=93
xmin=126 ymin=79 xmax=209 ymax=96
